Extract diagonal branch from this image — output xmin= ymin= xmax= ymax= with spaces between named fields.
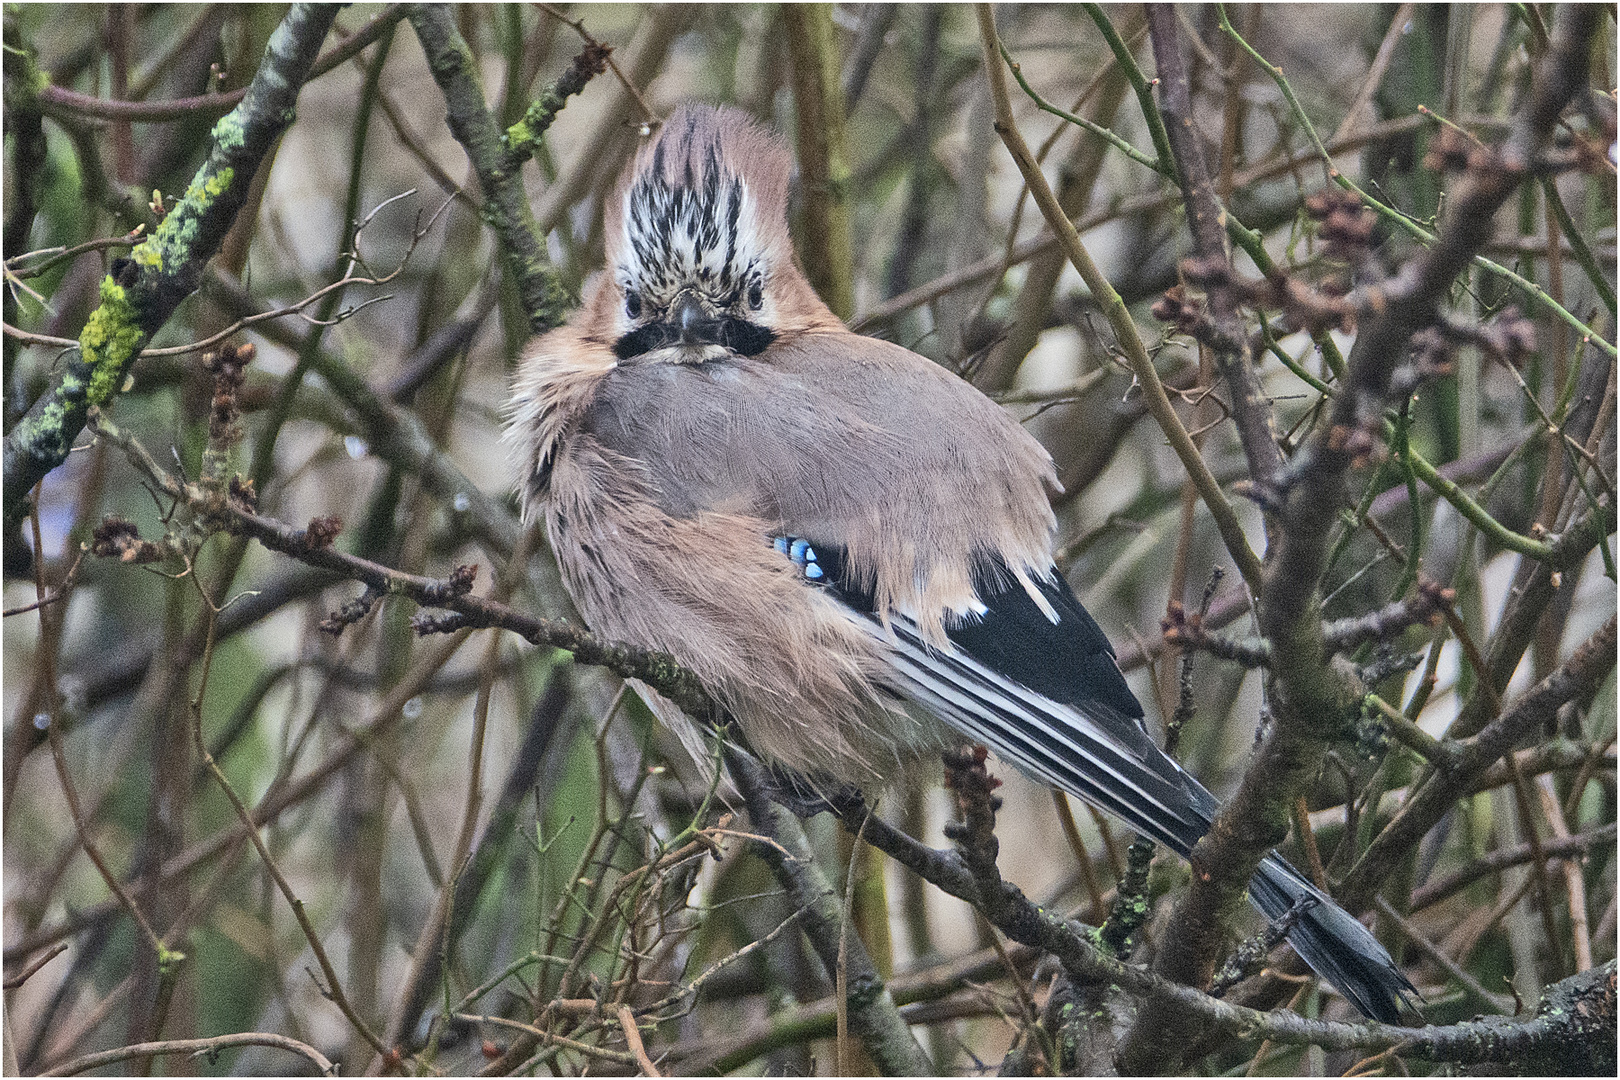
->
xmin=827 ymin=772 xmax=1620 ymax=1066
xmin=1342 ymin=615 xmax=1616 ymax=911
xmin=406 ymin=4 xmax=575 ymax=333
xmin=87 ymin=408 xmax=715 ymax=721
xmin=975 ymin=3 xmax=1264 ymax=593
xmin=2 ymin=3 xmax=339 ymax=521
xmin=1146 ymin=6 xmax=1285 ymax=493
xmin=729 ymin=752 xmax=935 ymax=1076
xmin=1121 ymin=6 xmax=1604 ymax=1070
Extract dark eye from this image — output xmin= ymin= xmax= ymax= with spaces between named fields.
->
xmin=624 ymin=289 xmax=642 ymax=318
xmin=747 ymin=279 xmax=764 ymax=311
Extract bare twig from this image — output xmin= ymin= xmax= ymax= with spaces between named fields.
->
xmin=977 ymin=3 xmax=1264 ymax=592
xmin=536 ymin=2 xmax=659 ymax=123
xmin=1404 ymin=822 xmax=1620 ymax=914
xmin=618 ymin=1003 xmax=660 ymax=1076
xmin=851 ymin=115 xmax=1426 ymax=332
xmin=1 ymin=942 xmax=68 ymax=991
xmin=1331 ymin=5 xmax=1417 ymax=142
xmin=40 ymin=1031 xmax=337 ymax=1077
xmin=1147 ymin=6 xmax=1285 ymax=496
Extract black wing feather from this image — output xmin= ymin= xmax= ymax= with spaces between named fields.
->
xmin=948 ymin=558 xmax=1143 ymax=720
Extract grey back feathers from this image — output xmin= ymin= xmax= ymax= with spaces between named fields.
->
xmin=579 ymin=332 xmax=1060 ymax=639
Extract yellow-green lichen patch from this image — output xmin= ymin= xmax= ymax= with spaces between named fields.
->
xmin=188 ymin=165 xmax=234 ymax=202
xmin=131 ymin=242 xmax=163 ymax=270
xmin=132 ymin=160 xmax=236 ymax=277
xmin=207 ymin=166 xmax=234 ymax=197
xmin=210 ymin=110 xmax=247 ymax=152
xmin=78 ymin=277 xmax=146 ymax=406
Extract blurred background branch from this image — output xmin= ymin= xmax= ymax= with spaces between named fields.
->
xmin=4 ymin=4 xmax=1614 ymax=1075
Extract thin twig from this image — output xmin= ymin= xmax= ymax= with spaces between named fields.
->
xmin=977 ymin=3 xmax=1263 ymax=592
xmin=33 ymin=4 xmax=403 ymax=124
xmin=5 ymin=229 xmax=146 ymax=279
xmin=1535 ymin=774 xmax=1594 ymax=972
xmin=188 ymin=604 xmax=392 ymax=1059
xmin=1332 ymin=5 xmax=1417 ymax=142
xmin=618 ymin=1003 xmax=660 ymax=1076
xmin=1 ymin=942 xmax=68 ymax=991
xmin=1373 ymin=897 xmax=1514 ymax=1015
xmin=31 ymin=491 xmax=171 ymax=963
xmin=40 ymin=1032 xmax=337 ymax=1077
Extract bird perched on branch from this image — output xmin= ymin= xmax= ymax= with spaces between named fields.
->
xmin=508 ymin=104 xmax=1413 ymax=1022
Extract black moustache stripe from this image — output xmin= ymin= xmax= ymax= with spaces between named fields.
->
xmin=613 ymin=317 xmax=776 ymax=360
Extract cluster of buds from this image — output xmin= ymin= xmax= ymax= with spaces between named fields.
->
xmin=1421 ymin=124 xmax=1482 ymax=173
xmin=1392 ymin=328 xmax=1457 ymax=398
xmin=202 ymin=342 xmax=255 ymax=450
xmin=1161 ymin=598 xmax=1198 ymax=641
xmin=1257 ymin=272 xmax=1358 ymax=335
xmin=1304 ymin=188 xmax=1376 ymax=261
xmin=321 ymin=585 xmax=381 ymax=636
xmin=302 ymin=515 xmax=343 ymax=549
xmin=420 ymin=562 xmax=478 ymax=604
xmin=227 ymin=475 xmax=257 ymax=514
xmin=89 ymin=517 xmax=168 ymax=564
xmin=942 ymin=742 xmax=1005 ymax=843
xmin=1472 ymin=306 xmax=1537 ymax=368
xmin=1327 ymin=417 xmax=1386 ymax=468
xmin=1150 ymin=283 xmax=1207 ymax=336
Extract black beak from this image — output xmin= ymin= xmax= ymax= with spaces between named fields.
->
xmin=612 ymin=290 xmax=777 ymax=360
xmin=673 ymin=292 xmax=707 ymax=344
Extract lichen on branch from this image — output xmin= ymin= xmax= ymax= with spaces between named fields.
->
xmin=407 ymin=4 xmax=577 ymax=334
xmin=1 ymin=2 xmax=340 ymax=521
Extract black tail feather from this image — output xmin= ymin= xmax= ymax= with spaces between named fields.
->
xmin=1250 ymin=855 xmax=1417 ymax=1023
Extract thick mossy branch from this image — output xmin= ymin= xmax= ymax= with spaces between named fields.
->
xmin=1397 ymin=960 xmax=1617 ymax=1074
xmin=1 ymin=3 xmax=338 ymax=521
xmin=407 ymin=4 xmax=574 ymax=334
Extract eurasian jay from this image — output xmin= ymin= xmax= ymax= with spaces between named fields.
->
xmin=509 ymin=104 xmax=1413 ymax=1022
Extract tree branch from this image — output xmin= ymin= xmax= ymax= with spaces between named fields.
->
xmin=406 ymin=3 xmax=573 ymax=333
xmin=40 ymin=1031 xmax=337 ymax=1077
xmin=729 ymin=751 xmax=935 ymax=1076
xmin=783 ymin=4 xmax=855 ymax=321
xmin=31 ymin=6 xmax=404 ymax=124
xmin=2 ymin=3 xmax=339 ymax=520
xmin=1121 ymin=8 xmax=1602 ymax=1069
xmin=828 ymin=762 xmax=1620 ymax=1067
xmin=1146 ymin=6 xmax=1285 ymax=493
xmin=976 ymin=3 xmax=1264 ymax=593
xmin=87 ymin=408 xmax=715 ymax=721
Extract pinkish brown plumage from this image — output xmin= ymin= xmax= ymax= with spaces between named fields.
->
xmin=509 ymin=104 xmax=1057 ymax=782
xmin=506 ymin=104 xmax=1415 ymax=1022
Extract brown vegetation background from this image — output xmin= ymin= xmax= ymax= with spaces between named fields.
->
xmin=3 ymin=4 xmax=1615 ymax=1076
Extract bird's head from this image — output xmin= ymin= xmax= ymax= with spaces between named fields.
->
xmin=598 ymin=105 xmax=836 ymax=363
